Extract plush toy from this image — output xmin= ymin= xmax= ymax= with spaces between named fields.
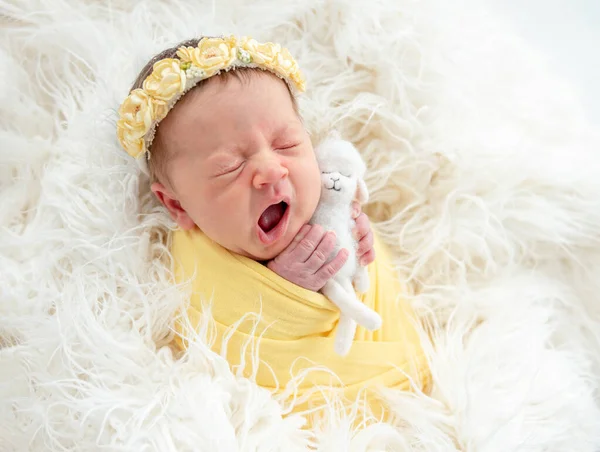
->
xmin=310 ymin=132 xmax=382 ymax=356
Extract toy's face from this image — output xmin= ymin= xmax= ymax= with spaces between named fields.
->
xmin=320 ymin=171 xmax=355 ymax=202
xmin=314 ymin=138 xmax=367 ymax=204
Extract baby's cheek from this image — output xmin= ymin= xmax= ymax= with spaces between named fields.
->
xmin=194 ymin=192 xmax=232 ymax=228
xmin=303 ymin=178 xmax=321 ymax=223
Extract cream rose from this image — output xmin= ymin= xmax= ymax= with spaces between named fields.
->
xmin=290 ymin=70 xmax=306 ymax=92
xmin=240 ymin=38 xmax=281 ymax=65
xmin=142 ymin=58 xmax=186 ymax=101
xmin=116 ymin=89 xmax=154 ymax=158
xmin=275 ymin=47 xmax=299 ymax=78
xmin=189 ymin=37 xmax=236 ymax=76
xmin=176 ymin=46 xmax=195 ymax=63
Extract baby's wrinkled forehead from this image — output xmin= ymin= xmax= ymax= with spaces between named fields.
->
xmin=145 ymin=67 xmax=301 ymax=184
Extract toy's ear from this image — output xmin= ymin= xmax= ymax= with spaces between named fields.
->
xmin=356 ymin=179 xmax=369 ymax=204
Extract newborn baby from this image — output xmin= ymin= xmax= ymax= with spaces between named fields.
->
xmin=117 ymin=36 xmax=429 ymax=420
xmin=142 ymin=48 xmax=375 ymax=292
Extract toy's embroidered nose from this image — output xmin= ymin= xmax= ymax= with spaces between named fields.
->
xmin=325 ymin=175 xmax=341 ymax=191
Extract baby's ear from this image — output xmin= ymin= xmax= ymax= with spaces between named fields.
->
xmin=356 ymin=179 xmax=369 ymax=204
xmin=151 ymin=182 xmax=195 ymax=230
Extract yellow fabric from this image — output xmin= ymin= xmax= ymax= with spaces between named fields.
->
xmin=172 ymin=227 xmax=430 ymax=419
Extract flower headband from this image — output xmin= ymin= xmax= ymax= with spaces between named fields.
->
xmin=116 ymin=35 xmax=306 ymax=170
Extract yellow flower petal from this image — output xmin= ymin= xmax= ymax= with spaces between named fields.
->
xmin=176 ymin=46 xmax=195 ymax=63
xmin=291 ymin=70 xmax=306 ymax=92
xmin=116 ymin=89 xmax=154 ymax=158
xmin=275 ymin=47 xmax=299 ymax=77
xmin=191 ymin=37 xmax=236 ymax=74
xmin=143 ymin=58 xmax=186 ymax=102
xmin=240 ymin=37 xmax=281 ymax=65
xmin=117 ymin=119 xmax=145 ymax=158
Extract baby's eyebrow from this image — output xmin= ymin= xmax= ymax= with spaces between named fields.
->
xmin=212 ymin=143 xmax=245 ymax=156
xmin=205 ymin=148 xmax=242 ymax=166
xmin=272 ymin=122 xmax=301 ymax=137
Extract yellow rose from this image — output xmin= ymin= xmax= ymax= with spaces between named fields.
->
xmin=275 ymin=47 xmax=299 ymax=77
xmin=176 ymin=46 xmax=195 ymax=63
xmin=116 ymin=89 xmax=154 ymax=158
xmin=223 ymin=35 xmax=238 ymax=49
xmin=190 ymin=37 xmax=236 ymax=76
xmin=240 ymin=38 xmax=281 ymax=65
xmin=142 ymin=58 xmax=186 ymax=102
xmin=290 ymin=70 xmax=306 ymax=92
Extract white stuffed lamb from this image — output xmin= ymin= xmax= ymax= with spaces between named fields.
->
xmin=310 ymin=132 xmax=382 ymax=356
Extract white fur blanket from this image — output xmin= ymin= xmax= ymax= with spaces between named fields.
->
xmin=2 ymin=0 xmax=600 ymax=450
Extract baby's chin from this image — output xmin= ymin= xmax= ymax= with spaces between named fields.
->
xmin=242 ymin=227 xmax=298 ymax=262
xmin=251 ymin=236 xmax=295 ymax=262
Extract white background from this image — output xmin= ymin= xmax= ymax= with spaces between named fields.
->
xmin=486 ymin=0 xmax=600 ymax=124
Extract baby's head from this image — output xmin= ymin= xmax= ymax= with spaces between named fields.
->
xmin=118 ymin=37 xmax=321 ymax=260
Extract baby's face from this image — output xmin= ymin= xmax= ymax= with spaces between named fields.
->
xmin=153 ymin=72 xmax=321 ymax=260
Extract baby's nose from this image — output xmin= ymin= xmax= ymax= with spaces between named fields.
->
xmin=252 ymin=157 xmax=289 ymax=189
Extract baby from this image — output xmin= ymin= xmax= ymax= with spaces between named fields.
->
xmin=121 ymin=37 xmax=374 ymax=290
xmin=117 ymin=36 xmax=429 ymax=419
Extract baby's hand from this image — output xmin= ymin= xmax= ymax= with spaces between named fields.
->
xmin=352 ymin=201 xmax=375 ymax=266
xmin=267 ymin=224 xmax=349 ymax=291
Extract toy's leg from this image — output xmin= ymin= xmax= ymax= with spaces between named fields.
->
xmin=341 ymin=280 xmax=381 ymax=331
xmin=353 ymin=266 xmax=370 ymax=294
xmin=322 ymin=280 xmax=382 ymax=331
xmin=334 ymin=314 xmax=356 ymax=356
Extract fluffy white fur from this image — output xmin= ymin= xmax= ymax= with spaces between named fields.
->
xmin=310 ymin=133 xmax=381 ymax=356
xmin=1 ymin=0 xmax=600 ymax=450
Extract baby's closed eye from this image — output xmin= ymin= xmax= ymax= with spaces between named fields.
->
xmin=214 ymin=160 xmax=245 ymax=177
xmin=273 ymin=140 xmax=300 ymax=153
xmin=278 ymin=143 xmax=297 ymax=150
xmin=272 ymin=129 xmax=303 ymax=153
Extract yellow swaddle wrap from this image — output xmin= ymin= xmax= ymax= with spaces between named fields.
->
xmin=172 ymin=227 xmax=430 ymax=419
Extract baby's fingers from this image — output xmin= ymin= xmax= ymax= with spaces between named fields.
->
xmin=315 ymin=248 xmax=349 ymax=284
xmin=359 ymin=248 xmax=376 ymax=266
xmin=305 ymin=231 xmax=336 ymax=270
xmin=353 ymin=212 xmax=370 ymax=240
xmin=291 ymin=224 xmax=326 ymax=262
xmin=284 ymin=224 xmax=311 ymax=255
xmin=351 ymin=201 xmax=361 ymax=219
xmin=356 ymin=230 xmax=374 ymax=257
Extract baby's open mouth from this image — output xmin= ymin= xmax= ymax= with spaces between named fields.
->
xmin=258 ymin=201 xmax=288 ymax=233
xmin=256 ymin=200 xmax=291 ymax=246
